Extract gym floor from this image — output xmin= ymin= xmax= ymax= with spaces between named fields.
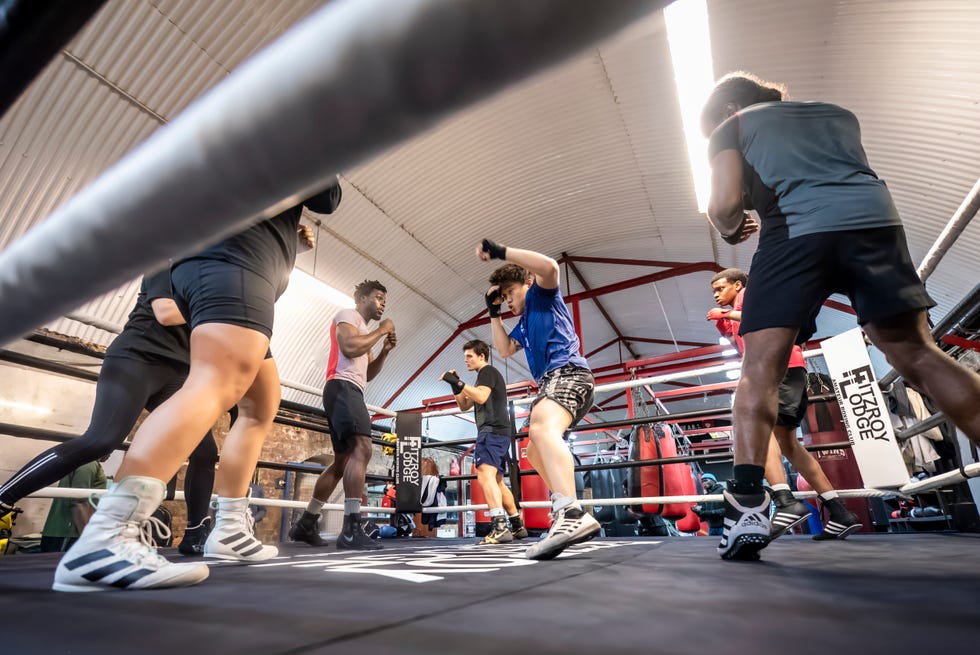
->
xmin=2 ymin=534 xmax=977 ymax=654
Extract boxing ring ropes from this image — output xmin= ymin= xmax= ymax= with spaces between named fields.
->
xmin=17 ymin=339 xmax=977 ymax=521
xmin=1 ymin=0 xmax=978 ymax=525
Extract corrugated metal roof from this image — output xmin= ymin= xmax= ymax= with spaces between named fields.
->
xmin=1 ymin=1 xmax=978 ymax=436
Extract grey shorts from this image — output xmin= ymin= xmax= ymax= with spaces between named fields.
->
xmin=530 ymin=364 xmax=595 ymax=428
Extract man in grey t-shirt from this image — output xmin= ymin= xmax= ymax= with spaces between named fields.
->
xmin=290 ymin=280 xmax=396 ymax=550
xmin=700 ymin=71 xmax=980 ymax=562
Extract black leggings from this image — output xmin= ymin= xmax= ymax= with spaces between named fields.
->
xmin=0 ymin=355 xmax=217 ymax=523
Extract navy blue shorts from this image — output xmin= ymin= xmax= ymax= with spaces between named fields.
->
xmin=474 ymin=431 xmax=512 ymax=473
xmin=740 ymin=225 xmax=935 ymax=343
xmin=323 ymin=379 xmax=372 ymax=455
xmin=171 ymin=259 xmax=277 ymax=340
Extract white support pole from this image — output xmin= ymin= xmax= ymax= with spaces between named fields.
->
xmin=0 ymin=0 xmax=662 ymax=345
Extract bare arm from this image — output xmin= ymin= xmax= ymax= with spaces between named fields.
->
xmin=337 ymin=319 xmax=394 ymax=359
xmin=706 ymin=150 xmax=758 ymax=244
xmin=500 ymin=247 xmax=560 ymax=290
xmin=150 ymin=298 xmax=186 ymax=326
xmin=490 ymin=314 xmax=521 ymax=359
xmin=367 ymin=332 xmax=396 ymax=381
xmin=462 ymin=384 xmax=492 ymax=406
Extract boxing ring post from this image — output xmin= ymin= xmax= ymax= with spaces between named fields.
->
xmin=0 ymin=0 xmax=663 ymax=345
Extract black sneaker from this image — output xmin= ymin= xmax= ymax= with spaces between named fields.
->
xmin=770 ymin=489 xmax=810 ymax=539
xmin=509 ymin=515 xmax=529 ymax=540
xmin=289 ymin=511 xmax=327 ymax=547
xmin=718 ymin=488 xmax=771 ymax=561
xmin=178 ymin=517 xmax=212 ymax=557
xmin=813 ymin=498 xmax=862 ymax=540
xmin=337 ymin=515 xmax=383 ymax=551
xmin=479 ymin=516 xmax=514 ymax=545
xmin=525 ymin=506 xmax=600 ymax=561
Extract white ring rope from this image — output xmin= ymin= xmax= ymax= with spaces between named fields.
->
xmin=26 ymin=485 xmax=900 ymax=515
xmin=0 ymin=0 xmax=661 ymax=344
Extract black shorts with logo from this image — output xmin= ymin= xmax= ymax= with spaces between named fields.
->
xmin=740 ymin=225 xmax=935 ymax=343
xmin=530 ymin=364 xmax=595 ymax=429
xmin=323 ymin=379 xmax=372 ymax=455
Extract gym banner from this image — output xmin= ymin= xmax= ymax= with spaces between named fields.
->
xmin=395 ymin=412 xmax=423 ymax=513
xmin=822 ymin=328 xmax=908 ymax=488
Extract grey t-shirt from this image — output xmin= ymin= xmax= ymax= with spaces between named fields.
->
xmin=326 ymin=308 xmax=368 ymax=391
xmin=708 ymin=101 xmax=901 ymax=239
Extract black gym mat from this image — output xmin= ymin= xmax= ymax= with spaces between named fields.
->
xmin=1 ymin=534 xmax=977 ymax=654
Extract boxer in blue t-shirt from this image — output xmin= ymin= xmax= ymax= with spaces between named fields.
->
xmin=476 ymin=239 xmax=600 ymax=560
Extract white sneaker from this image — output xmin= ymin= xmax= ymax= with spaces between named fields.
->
xmin=717 ymin=489 xmax=771 ymax=561
xmin=525 ymin=505 xmax=600 ymax=561
xmin=204 ymin=495 xmax=277 ymax=561
xmin=53 ymin=477 xmax=209 ymax=592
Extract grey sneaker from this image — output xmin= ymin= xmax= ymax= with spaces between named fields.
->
xmin=525 ymin=506 xmax=599 ymax=561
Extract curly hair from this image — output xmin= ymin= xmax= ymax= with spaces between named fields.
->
xmin=700 ymin=71 xmax=788 ymax=137
xmin=488 ymin=264 xmax=531 ymax=289
xmin=354 ymin=279 xmax=387 ymax=300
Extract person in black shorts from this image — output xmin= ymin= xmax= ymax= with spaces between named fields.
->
xmin=439 ymin=339 xmax=527 ymax=545
xmin=53 ymin=178 xmax=343 ymax=591
xmin=708 ymin=268 xmax=860 ymax=540
xmin=700 ymin=72 xmax=980 ymax=561
xmin=290 ymin=279 xmax=396 ymax=550
xmin=0 ymin=269 xmax=219 ymax=556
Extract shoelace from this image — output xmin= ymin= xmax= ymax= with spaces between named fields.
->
xmin=109 ymin=517 xmax=171 ymax=568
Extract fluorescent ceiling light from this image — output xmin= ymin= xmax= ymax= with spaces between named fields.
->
xmin=664 ymin=0 xmax=715 ymax=212
xmin=725 ymin=369 xmax=741 ymax=380
xmin=286 ymin=268 xmax=355 ymax=308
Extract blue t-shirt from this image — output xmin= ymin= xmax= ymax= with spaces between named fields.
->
xmin=708 ymin=101 xmax=901 ymax=239
xmin=508 ymin=283 xmax=589 ymax=382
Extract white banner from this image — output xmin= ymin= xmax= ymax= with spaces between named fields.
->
xmin=822 ymin=328 xmax=908 ymax=488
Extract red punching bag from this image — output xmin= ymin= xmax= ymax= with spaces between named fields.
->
xmin=470 ymin=463 xmax=491 ymax=533
xmin=518 ymin=437 xmax=552 ymax=529
xmin=801 ymin=380 xmax=873 ymax=533
xmin=639 ymin=424 xmax=692 ymax=519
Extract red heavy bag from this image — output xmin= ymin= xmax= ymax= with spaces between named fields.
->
xmin=675 ymin=504 xmax=701 ymax=532
xmin=470 ymin=464 xmax=491 ymax=532
xmin=518 ymin=437 xmax=552 ymax=529
xmin=801 ymin=374 xmax=874 ymax=533
xmin=639 ymin=424 xmax=691 ymax=518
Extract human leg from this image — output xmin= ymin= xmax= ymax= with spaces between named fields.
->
xmin=865 ymin=310 xmax=980 ymax=447
xmin=204 ymin=356 xmax=280 ymax=561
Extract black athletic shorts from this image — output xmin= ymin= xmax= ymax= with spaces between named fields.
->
xmin=530 ymin=364 xmax=595 ymax=429
xmin=740 ymin=225 xmax=935 ymax=343
xmin=171 ymin=259 xmax=277 ymax=339
xmin=776 ymin=367 xmax=809 ymax=429
xmin=323 ymin=379 xmax=372 ymax=455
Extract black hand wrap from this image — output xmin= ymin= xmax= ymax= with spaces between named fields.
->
xmin=721 ymin=213 xmax=748 ymax=245
xmin=481 ymin=238 xmax=507 ymax=260
xmin=485 ymin=288 xmax=502 ymax=318
xmin=441 ymin=371 xmax=465 ymax=395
